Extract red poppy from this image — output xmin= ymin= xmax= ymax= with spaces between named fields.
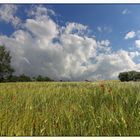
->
xmin=108 ymin=88 xmax=112 ymax=93
xmin=100 ymin=83 xmax=104 ymax=88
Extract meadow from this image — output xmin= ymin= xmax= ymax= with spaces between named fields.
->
xmin=0 ymin=81 xmax=140 ymax=136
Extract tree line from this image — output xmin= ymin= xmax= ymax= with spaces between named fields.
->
xmin=0 ymin=45 xmax=53 ymax=82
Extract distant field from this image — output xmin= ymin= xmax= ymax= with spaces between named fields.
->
xmin=0 ymin=81 xmax=140 ymax=136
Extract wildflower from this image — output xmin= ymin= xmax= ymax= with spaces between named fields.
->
xmin=99 ymin=83 xmax=105 ymax=92
xmin=100 ymin=82 xmax=104 ymax=88
xmin=108 ymin=88 xmax=112 ymax=93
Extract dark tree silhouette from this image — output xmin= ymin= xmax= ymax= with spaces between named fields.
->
xmin=0 ymin=46 xmax=14 ymax=82
xmin=118 ymin=71 xmax=140 ymax=82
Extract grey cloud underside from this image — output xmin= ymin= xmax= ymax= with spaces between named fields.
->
xmin=0 ymin=5 xmax=140 ymax=81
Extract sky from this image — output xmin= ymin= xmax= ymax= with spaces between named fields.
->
xmin=0 ymin=4 xmax=140 ymax=81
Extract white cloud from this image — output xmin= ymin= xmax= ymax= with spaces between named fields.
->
xmin=0 ymin=5 xmax=21 ymax=28
xmin=0 ymin=5 xmax=140 ymax=81
xmin=63 ymin=22 xmax=88 ymax=35
xmin=27 ymin=5 xmax=55 ymax=18
xmin=129 ymin=51 xmax=140 ymax=58
xmin=124 ymin=31 xmax=136 ymax=40
xmin=92 ymin=50 xmax=136 ymax=79
xmin=122 ymin=9 xmax=130 ymax=15
xmin=99 ymin=40 xmax=110 ymax=47
xmin=97 ymin=40 xmax=111 ymax=53
xmin=135 ymin=40 xmax=140 ymax=49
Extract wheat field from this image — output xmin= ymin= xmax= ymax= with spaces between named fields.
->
xmin=0 ymin=81 xmax=140 ymax=136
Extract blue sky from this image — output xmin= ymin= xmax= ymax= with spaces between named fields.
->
xmin=0 ymin=4 xmax=140 ymax=80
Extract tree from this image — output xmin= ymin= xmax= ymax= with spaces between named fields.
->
xmin=118 ymin=71 xmax=140 ymax=82
xmin=127 ymin=71 xmax=137 ymax=81
xmin=0 ymin=46 xmax=14 ymax=82
xmin=118 ymin=72 xmax=129 ymax=82
xmin=135 ymin=72 xmax=140 ymax=81
xmin=36 ymin=75 xmax=43 ymax=81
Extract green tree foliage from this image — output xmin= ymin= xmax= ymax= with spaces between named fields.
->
xmin=0 ymin=46 xmax=14 ymax=82
xmin=118 ymin=71 xmax=140 ymax=82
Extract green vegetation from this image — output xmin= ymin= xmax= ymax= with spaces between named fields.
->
xmin=118 ymin=71 xmax=140 ymax=82
xmin=0 ymin=81 xmax=140 ymax=136
xmin=0 ymin=45 xmax=14 ymax=82
xmin=7 ymin=74 xmax=53 ymax=82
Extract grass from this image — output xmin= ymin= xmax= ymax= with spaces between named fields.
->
xmin=0 ymin=81 xmax=140 ymax=136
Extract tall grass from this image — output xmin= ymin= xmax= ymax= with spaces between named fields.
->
xmin=0 ymin=81 xmax=140 ymax=136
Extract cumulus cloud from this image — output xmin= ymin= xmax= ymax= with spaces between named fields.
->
xmin=129 ymin=51 xmax=140 ymax=58
xmin=124 ymin=31 xmax=136 ymax=40
xmin=0 ymin=5 xmax=140 ymax=81
xmin=97 ymin=40 xmax=111 ymax=53
xmin=0 ymin=4 xmax=21 ymax=28
xmin=135 ymin=40 xmax=140 ymax=49
xmin=91 ymin=50 xmax=136 ymax=79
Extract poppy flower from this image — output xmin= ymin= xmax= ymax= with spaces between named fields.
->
xmin=108 ymin=88 xmax=112 ymax=93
